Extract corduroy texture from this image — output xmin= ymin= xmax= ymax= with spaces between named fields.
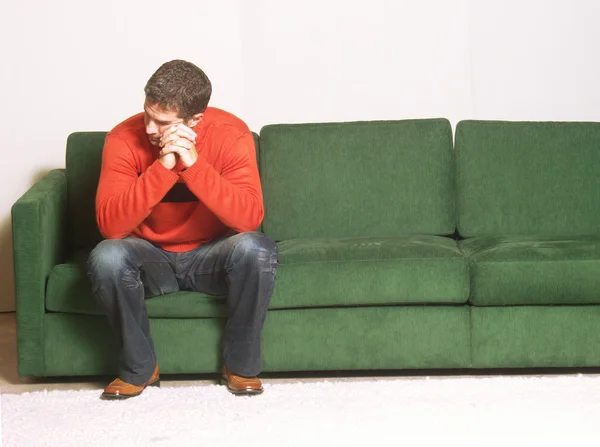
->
xmin=11 ymin=170 xmax=68 ymax=376
xmin=460 ymin=235 xmax=600 ymax=306
xmin=65 ymin=132 xmax=261 ymax=252
xmin=471 ymin=306 xmax=600 ymax=368
xmin=259 ymin=119 xmax=455 ymax=240
xmin=455 ymin=121 xmax=600 ymax=238
xmin=42 ymin=306 xmax=471 ymax=376
xmin=46 ymin=235 xmax=469 ymax=317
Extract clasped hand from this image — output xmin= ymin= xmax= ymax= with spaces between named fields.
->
xmin=158 ymin=124 xmax=198 ymax=170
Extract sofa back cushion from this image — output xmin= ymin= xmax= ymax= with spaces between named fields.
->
xmin=66 ymin=132 xmax=106 ymax=251
xmin=259 ymin=119 xmax=455 ymax=240
xmin=66 ymin=131 xmax=260 ymax=251
xmin=456 ymin=120 xmax=600 ymax=237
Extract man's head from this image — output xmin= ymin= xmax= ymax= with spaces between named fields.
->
xmin=144 ymin=60 xmax=212 ymax=145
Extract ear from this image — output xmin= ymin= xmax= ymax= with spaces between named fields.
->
xmin=188 ymin=112 xmax=204 ymax=128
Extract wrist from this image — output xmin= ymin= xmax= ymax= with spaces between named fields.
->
xmin=180 ymin=154 xmax=206 ymax=181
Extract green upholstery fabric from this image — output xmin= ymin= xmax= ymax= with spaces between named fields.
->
xmin=46 ymin=235 xmax=468 ymax=316
xmin=12 ymin=169 xmax=68 ymax=376
xmin=42 ymin=306 xmax=471 ymax=376
xmin=66 ymin=132 xmax=106 ymax=252
xmin=275 ymin=236 xmax=469 ymax=306
xmin=65 ymin=132 xmax=261 ymax=252
xmin=262 ymin=306 xmax=470 ymax=372
xmin=471 ymin=306 xmax=600 ymax=368
xmin=46 ymin=250 xmax=228 ymax=318
xmin=456 ymin=121 xmax=600 ymax=238
xmin=17 ymin=122 xmax=600 ymax=378
xmin=460 ymin=236 xmax=600 ymax=306
xmin=259 ymin=119 xmax=455 ymax=241
xmin=42 ymin=314 xmax=224 ymax=376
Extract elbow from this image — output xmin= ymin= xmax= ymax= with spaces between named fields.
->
xmin=97 ymin=216 xmax=130 ymax=240
xmin=233 ymin=206 xmax=264 ymax=233
xmin=101 ymin=230 xmax=129 ymax=240
xmin=96 ymin=200 xmax=132 ymax=239
xmin=98 ymin=225 xmax=129 ymax=240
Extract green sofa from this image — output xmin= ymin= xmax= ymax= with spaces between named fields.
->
xmin=12 ymin=118 xmax=600 ymax=378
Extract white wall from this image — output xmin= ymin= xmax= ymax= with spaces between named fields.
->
xmin=469 ymin=0 xmax=600 ymax=120
xmin=1 ymin=0 xmax=599 ymax=311
xmin=241 ymin=0 xmax=472 ymax=129
xmin=0 ymin=0 xmax=247 ymax=312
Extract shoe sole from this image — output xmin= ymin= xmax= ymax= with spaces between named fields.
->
xmin=101 ymin=380 xmax=160 ymax=400
xmin=220 ymin=378 xmax=263 ymax=396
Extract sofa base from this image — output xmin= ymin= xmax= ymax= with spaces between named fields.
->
xmin=23 ymin=305 xmax=471 ymax=377
xmin=472 ymin=306 xmax=600 ymax=368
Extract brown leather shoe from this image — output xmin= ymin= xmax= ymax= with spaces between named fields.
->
xmin=221 ymin=365 xmax=263 ymax=396
xmin=101 ymin=364 xmax=160 ymax=400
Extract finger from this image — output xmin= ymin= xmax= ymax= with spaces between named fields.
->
xmin=165 ymin=138 xmax=194 ymax=150
xmin=159 ymin=145 xmax=183 ymax=157
xmin=160 ymin=140 xmax=193 ymax=157
xmin=160 ymin=131 xmax=191 ymax=148
xmin=174 ymin=138 xmax=193 ymax=149
xmin=160 ymin=126 xmax=180 ymax=146
xmin=164 ymin=125 xmax=179 ymax=138
xmin=175 ymin=124 xmax=197 ymax=141
xmin=160 ymin=132 xmax=180 ymax=147
xmin=176 ymin=123 xmax=197 ymax=137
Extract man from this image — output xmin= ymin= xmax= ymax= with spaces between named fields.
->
xmin=87 ymin=60 xmax=279 ymax=400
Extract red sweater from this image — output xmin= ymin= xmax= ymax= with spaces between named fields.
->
xmin=96 ymin=107 xmax=264 ymax=252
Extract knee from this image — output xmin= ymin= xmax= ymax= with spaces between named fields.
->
xmin=88 ymin=239 xmax=144 ymax=293
xmin=88 ymin=239 xmax=133 ymax=278
xmin=231 ymin=233 xmax=279 ymax=272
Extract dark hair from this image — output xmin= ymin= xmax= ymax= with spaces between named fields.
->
xmin=144 ymin=60 xmax=212 ymax=120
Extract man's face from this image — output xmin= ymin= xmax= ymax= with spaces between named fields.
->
xmin=144 ymin=100 xmax=185 ymax=146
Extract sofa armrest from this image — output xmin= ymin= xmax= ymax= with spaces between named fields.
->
xmin=12 ymin=169 xmax=68 ymax=376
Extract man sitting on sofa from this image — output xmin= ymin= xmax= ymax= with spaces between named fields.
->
xmin=87 ymin=59 xmax=279 ymax=400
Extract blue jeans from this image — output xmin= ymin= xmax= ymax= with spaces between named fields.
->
xmin=87 ymin=232 xmax=279 ymax=385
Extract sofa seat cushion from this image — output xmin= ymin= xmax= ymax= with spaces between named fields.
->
xmin=274 ymin=235 xmax=469 ymax=306
xmin=46 ymin=235 xmax=469 ymax=317
xmin=460 ymin=235 xmax=600 ymax=306
xmin=45 ymin=251 xmax=229 ymax=318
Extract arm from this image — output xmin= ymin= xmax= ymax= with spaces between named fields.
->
xmin=96 ymin=134 xmax=180 ymax=238
xmin=12 ymin=169 xmax=67 ymax=376
xmin=179 ymin=132 xmax=264 ymax=232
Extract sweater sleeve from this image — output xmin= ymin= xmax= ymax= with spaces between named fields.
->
xmin=179 ymin=132 xmax=264 ymax=233
xmin=96 ymin=134 xmax=180 ymax=239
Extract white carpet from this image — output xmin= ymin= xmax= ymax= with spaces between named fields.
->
xmin=2 ymin=374 xmax=600 ymax=447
